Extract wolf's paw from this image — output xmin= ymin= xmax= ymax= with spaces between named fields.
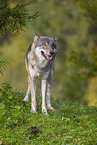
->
xmin=30 ymin=107 xmax=36 ymax=113
xmin=48 ymin=107 xmax=55 ymax=112
xmin=23 ymin=97 xmax=29 ymax=102
xmin=42 ymin=109 xmax=49 ymax=116
xmin=43 ymin=112 xmax=49 ymax=116
xmin=30 ymin=109 xmax=36 ymax=114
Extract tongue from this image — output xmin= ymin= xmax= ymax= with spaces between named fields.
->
xmin=41 ymin=51 xmax=52 ymax=60
xmin=46 ymin=54 xmax=52 ymax=60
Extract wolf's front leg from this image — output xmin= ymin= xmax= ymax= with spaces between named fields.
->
xmin=41 ymin=80 xmax=48 ymax=116
xmin=30 ymin=78 xmax=36 ymax=113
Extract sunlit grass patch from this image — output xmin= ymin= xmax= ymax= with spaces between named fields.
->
xmin=0 ymin=83 xmax=97 ymax=144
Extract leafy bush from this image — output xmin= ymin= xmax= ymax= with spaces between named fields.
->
xmin=0 ymin=1 xmax=39 ymax=37
xmin=0 ymin=83 xmax=97 ymax=144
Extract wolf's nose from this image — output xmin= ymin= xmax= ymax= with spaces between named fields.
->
xmin=50 ymin=50 xmax=54 ymax=55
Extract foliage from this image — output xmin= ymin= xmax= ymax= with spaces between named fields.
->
xmin=0 ymin=1 xmax=39 ymax=37
xmin=68 ymin=0 xmax=97 ymax=79
xmin=78 ymin=0 xmax=97 ymax=20
xmin=68 ymin=48 xmax=97 ymax=79
xmin=0 ymin=83 xmax=97 ymax=144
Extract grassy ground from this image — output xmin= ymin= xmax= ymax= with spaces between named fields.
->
xmin=0 ymin=83 xmax=97 ymax=145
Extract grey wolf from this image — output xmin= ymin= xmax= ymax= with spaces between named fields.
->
xmin=23 ymin=33 xmax=58 ymax=116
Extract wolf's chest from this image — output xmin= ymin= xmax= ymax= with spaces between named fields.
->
xmin=28 ymin=60 xmax=50 ymax=80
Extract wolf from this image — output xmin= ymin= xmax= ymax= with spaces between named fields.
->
xmin=23 ymin=33 xmax=58 ymax=116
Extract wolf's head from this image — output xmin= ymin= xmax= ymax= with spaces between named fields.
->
xmin=33 ymin=33 xmax=58 ymax=60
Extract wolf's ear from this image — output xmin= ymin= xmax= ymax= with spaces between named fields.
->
xmin=33 ymin=33 xmax=39 ymax=40
xmin=53 ymin=37 xmax=58 ymax=42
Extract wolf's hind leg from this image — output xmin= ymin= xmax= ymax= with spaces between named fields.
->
xmin=23 ymin=75 xmax=30 ymax=102
xmin=23 ymin=83 xmax=30 ymax=102
xmin=46 ymin=82 xmax=55 ymax=111
xmin=46 ymin=68 xmax=55 ymax=112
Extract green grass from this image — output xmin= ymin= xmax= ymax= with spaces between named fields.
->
xmin=0 ymin=83 xmax=97 ymax=145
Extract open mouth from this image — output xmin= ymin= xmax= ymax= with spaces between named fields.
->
xmin=41 ymin=51 xmax=52 ymax=60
